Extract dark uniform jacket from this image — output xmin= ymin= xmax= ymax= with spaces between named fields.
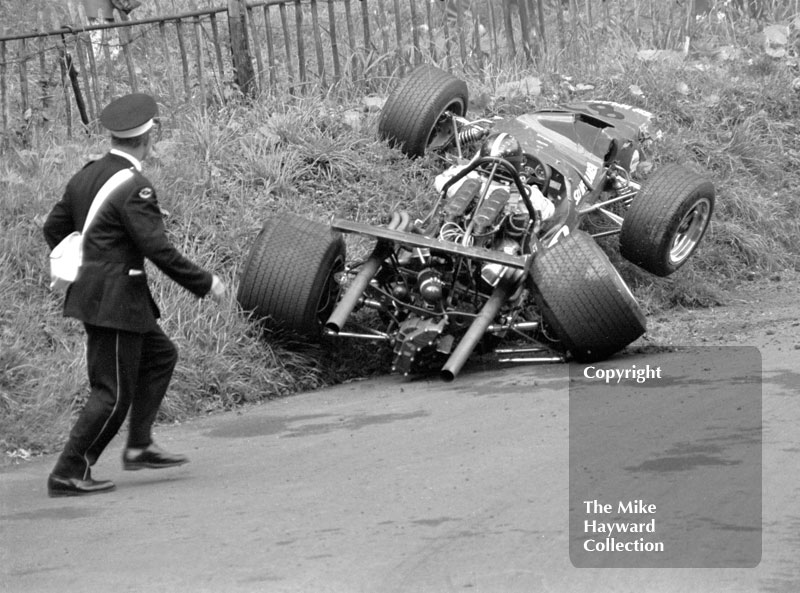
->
xmin=44 ymin=151 xmax=212 ymax=333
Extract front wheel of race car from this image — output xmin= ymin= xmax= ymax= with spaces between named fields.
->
xmin=378 ymin=64 xmax=468 ymax=158
xmin=532 ymin=230 xmax=646 ymax=362
xmin=620 ymin=164 xmax=715 ymax=277
xmin=237 ymin=213 xmax=345 ymax=341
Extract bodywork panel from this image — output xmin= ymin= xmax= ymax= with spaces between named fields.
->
xmin=491 ymin=101 xmax=655 ymax=189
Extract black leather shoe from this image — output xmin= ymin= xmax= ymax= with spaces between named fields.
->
xmin=122 ymin=443 xmax=189 ymax=471
xmin=47 ymin=474 xmax=116 ymax=497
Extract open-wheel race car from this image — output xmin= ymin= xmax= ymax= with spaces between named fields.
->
xmin=236 ymin=65 xmax=715 ymax=381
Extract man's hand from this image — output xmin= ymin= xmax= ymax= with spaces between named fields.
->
xmin=209 ymin=274 xmax=227 ymax=303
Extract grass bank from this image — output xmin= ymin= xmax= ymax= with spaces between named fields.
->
xmin=2 ymin=18 xmax=800 ymax=461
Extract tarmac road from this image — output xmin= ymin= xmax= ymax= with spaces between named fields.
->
xmin=2 ymin=319 xmax=799 ymax=592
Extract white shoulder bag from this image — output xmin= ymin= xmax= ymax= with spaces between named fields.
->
xmin=49 ymin=168 xmax=135 ymax=292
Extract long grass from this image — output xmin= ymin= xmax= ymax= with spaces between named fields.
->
xmin=2 ymin=2 xmax=800 ymax=460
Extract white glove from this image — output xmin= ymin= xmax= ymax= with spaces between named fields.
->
xmin=209 ymin=274 xmax=227 ymax=303
xmin=527 ymin=185 xmax=555 ymax=220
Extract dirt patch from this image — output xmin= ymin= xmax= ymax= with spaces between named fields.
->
xmin=642 ymin=270 xmax=800 ymax=352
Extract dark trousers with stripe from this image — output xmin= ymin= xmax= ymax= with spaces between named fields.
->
xmin=52 ymin=323 xmax=178 ymax=480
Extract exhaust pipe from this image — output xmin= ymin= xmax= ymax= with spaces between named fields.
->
xmin=440 ymin=275 xmax=515 ymax=382
xmin=325 ymin=254 xmax=382 ymax=333
xmin=325 ymin=212 xmax=409 ymax=334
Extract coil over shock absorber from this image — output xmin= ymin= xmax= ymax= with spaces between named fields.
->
xmin=457 ymin=126 xmax=488 ymax=146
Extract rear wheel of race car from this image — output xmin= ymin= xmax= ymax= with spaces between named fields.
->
xmin=237 ymin=213 xmax=345 ymax=340
xmin=378 ymin=64 xmax=468 ymax=158
xmin=620 ymin=164 xmax=715 ymax=277
xmin=532 ymin=230 xmax=646 ymax=362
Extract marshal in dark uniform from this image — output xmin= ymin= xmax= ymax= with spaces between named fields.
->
xmin=44 ymin=93 xmax=226 ymax=497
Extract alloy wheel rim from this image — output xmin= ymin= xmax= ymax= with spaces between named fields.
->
xmin=669 ymin=198 xmax=712 ymax=265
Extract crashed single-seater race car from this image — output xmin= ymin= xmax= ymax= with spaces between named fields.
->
xmin=237 ymin=65 xmax=715 ymax=381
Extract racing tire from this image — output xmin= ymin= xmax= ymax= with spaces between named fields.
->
xmin=237 ymin=213 xmax=345 ymax=341
xmin=532 ymin=230 xmax=646 ymax=362
xmin=378 ymin=64 xmax=468 ymax=158
xmin=620 ymin=164 xmax=714 ymax=277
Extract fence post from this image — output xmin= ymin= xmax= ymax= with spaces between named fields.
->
xmin=1 ymin=32 xmax=7 ymax=137
xmin=59 ymin=30 xmax=90 ymax=131
xmin=117 ymin=12 xmax=139 ymax=93
xmin=227 ymin=0 xmax=256 ymax=97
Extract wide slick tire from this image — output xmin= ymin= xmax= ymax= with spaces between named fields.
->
xmin=532 ymin=230 xmax=646 ymax=362
xmin=237 ymin=213 xmax=345 ymax=340
xmin=620 ymin=164 xmax=715 ymax=277
xmin=378 ymin=64 xmax=468 ymax=158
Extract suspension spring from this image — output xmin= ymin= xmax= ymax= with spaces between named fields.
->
xmin=458 ymin=126 xmax=488 ymax=146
